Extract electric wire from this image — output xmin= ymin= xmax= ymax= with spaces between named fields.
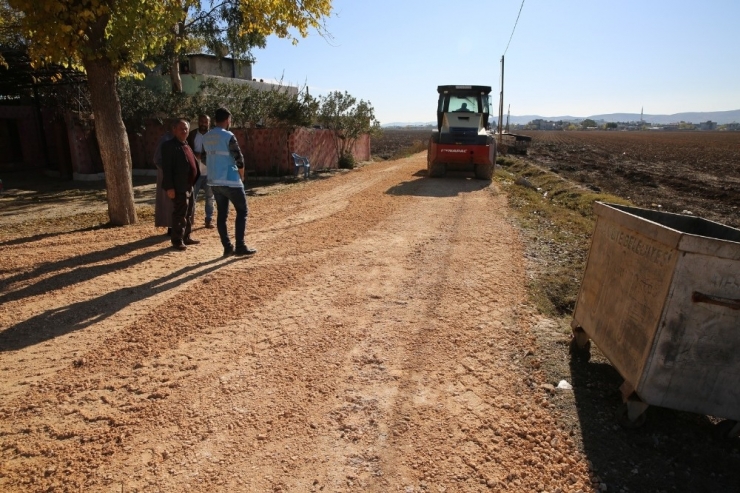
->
xmin=503 ymin=0 xmax=526 ymax=56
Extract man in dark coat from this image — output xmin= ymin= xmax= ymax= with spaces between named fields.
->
xmin=161 ymin=119 xmax=201 ymax=250
xmin=153 ymin=124 xmax=174 ymax=234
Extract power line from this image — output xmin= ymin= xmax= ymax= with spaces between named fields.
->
xmin=503 ymin=0 xmax=526 ymax=56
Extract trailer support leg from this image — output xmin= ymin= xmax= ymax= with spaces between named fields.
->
xmin=616 ymin=381 xmax=649 ymax=428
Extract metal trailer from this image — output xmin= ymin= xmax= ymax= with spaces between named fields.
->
xmin=571 ymin=202 xmax=740 ymax=436
xmin=499 ymin=133 xmax=532 ymax=155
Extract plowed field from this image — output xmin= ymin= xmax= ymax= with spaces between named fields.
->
xmin=524 ymin=130 xmax=740 ymax=228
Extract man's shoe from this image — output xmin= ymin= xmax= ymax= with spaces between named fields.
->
xmin=205 ymin=219 xmax=215 ymax=229
xmin=171 ymin=243 xmax=187 ymax=251
xmin=235 ymin=246 xmax=257 ymax=256
xmin=223 ymin=245 xmax=235 ymax=257
xmin=184 ymin=237 xmax=200 ymax=245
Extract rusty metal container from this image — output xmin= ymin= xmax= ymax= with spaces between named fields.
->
xmin=571 ymin=202 xmax=740 ymax=424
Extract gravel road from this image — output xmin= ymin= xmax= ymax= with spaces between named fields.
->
xmin=0 ymin=154 xmax=604 ymax=492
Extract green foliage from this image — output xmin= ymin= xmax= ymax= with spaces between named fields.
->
xmin=158 ymin=0 xmax=333 ymax=93
xmin=7 ymin=0 xmax=183 ymax=71
xmin=580 ymin=118 xmax=597 ymax=128
xmin=338 ymin=153 xmax=355 ymax=169
xmin=117 ymin=77 xmax=318 ymax=130
xmin=6 ymin=0 xmax=334 ymax=226
xmin=0 ymin=0 xmax=24 ymax=61
xmin=317 ymin=90 xmax=381 ymax=166
xmin=187 ymin=1 xmax=267 ymax=63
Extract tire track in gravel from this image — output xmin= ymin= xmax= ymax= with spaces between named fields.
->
xmin=0 ymin=157 xmax=419 ymax=491
xmin=0 ymin=161 xmax=405 ymax=403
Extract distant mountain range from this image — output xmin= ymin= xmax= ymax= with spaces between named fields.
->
xmin=383 ymin=109 xmax=740 ymax=127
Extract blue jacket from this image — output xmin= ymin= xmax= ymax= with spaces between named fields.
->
xmin=203 ymin=127 xmax=244 ymax=187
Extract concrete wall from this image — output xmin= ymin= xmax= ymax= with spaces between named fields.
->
xmin=144 ymin=73 xmax=299 ymax=96
xmin=187 ymin=55 xmax=252 ymax=80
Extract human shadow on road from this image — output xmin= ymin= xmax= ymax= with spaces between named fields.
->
xmin=0 ymin=235 xmax=170 ymax=304
xmin=567 ymin=349 xmax=740 ymax=493
xmin=386 ymin=174 xmax=491 ymax=198
xmin=0 ymin=257 xmax=226 ymax=352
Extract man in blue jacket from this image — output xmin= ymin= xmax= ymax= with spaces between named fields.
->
xmin=203 ymin=107 xmax=257 ymax=257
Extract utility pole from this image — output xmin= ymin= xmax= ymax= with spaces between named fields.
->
xmin=498 ymin=55 xmax=505 ymax=147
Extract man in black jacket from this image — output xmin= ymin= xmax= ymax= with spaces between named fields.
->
xmin=161 ymin=119 xmax=201 ymax=250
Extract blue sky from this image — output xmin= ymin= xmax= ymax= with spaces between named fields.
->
xmin=251 ymin=0 xmax=740 ymax=125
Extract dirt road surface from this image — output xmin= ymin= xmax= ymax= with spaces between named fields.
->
xmin=1 ymin=155 xmax=595 ymax=492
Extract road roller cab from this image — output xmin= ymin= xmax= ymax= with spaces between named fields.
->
xmin=427 ymin=85 xmax=497 ymax=180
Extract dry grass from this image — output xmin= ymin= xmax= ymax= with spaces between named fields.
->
xmin=389 ymin=140 xmax=428 ymax=160
xmin=495 ymin=157 xmax=628 ymax=317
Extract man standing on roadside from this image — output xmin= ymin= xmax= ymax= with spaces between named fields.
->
xmin=188 ymin=114 xmax=215 ymax=229
xmin=203 ymin=107 xmax=257 ymax=257
xmin=162 ymin=119 xmax=200 ymax=251
xmin=153 ymin=121 xmax=174 ymax=236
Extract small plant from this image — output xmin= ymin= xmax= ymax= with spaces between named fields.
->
xmin=316 ymin=90 xmax=381 ymax=168
xmin=338 ymin=152 xmax=355 ymax=169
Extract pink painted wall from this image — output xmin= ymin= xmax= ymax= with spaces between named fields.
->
xmin=145 ymin=124 xmax=370 ymax=176
xmin=0 ymin=109 xmax=371 ymax=178
xmin=235 ymin=127 xmax=370 ymax=175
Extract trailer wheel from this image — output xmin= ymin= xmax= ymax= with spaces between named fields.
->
xmin=615 ymin=403 xmax=647 ymax=429
xmin=713 ymin=420 xmax=740 ymax=440
xmin=475 ymin=163 xmax=493 ymax=180
xmin=428 ymin=162 xmax=446 ymax=178
xmin=568 ymin=338 xmax=591 ymax=363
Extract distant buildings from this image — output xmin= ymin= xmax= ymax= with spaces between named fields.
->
xmin=512 ymin=118 xmax=734 ymax=131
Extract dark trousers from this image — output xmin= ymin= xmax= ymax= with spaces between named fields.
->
xmin=171 ymin=188 xmax=195 ymax=245
xmin=212 ymin=185 xmax=248 ymax=249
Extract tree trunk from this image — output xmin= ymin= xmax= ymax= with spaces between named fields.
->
xmin=169 ymin=57 xmax=182 ymax=93
xmin=169 ymin=18 xmax=185 ymax=93
xmin=83 ymin=57 xmax=137 ymax=226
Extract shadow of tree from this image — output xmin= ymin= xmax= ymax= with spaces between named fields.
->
xmin=0 ymin=224 xmax=113 ymax=248
xmin=0 ymin=257 xmax=226 ymax=352
xmin=0 ymin=235 xmax=170 ymax=304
